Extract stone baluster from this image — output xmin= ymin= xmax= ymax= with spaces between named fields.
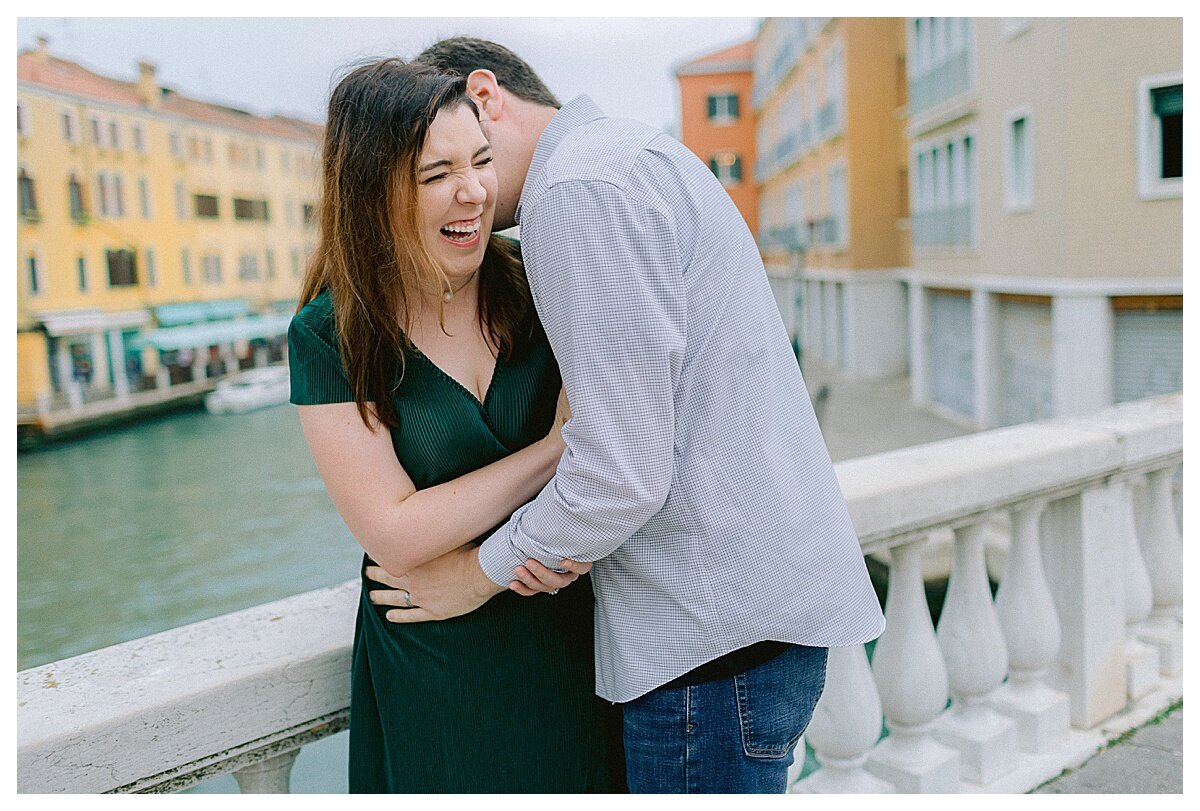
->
xmin=794 ymin=645 xmax=893 ymax=793
xmin=991 ymin=501 xmax=1070 ymax=753
xmin=866 ymin=538 xmax=960 ymax=792
xmin=232 ymin=749 xmax=300 ymax=793
xmin=1113 ymin=477 xmax=1159 ymax=699
xmin=1137 ymin=465 xmax=1184 ymax=675
xmin=933 ymin=519 xmax=1017 ymax=786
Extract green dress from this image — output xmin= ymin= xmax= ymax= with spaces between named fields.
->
xmin=288 ymin=289 xmax=624 ymax=793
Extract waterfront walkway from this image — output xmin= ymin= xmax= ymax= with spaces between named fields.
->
xmin=801 ymin=361 xmax=1183 ymax=795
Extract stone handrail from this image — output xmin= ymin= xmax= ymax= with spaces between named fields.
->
xmin=17 ymin=395 xmax=1182 ymax=793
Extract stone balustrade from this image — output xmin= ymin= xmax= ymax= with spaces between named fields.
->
xmin=17 ymin=395 xmax=1182 ymax=793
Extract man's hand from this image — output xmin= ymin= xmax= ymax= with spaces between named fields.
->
xmin=366 ymin=545 xmax=502 ymax=623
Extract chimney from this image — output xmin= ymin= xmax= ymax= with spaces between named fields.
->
xmin=35 ymin=35 xmax=49 ymax=59
xmin=137 ymin=60 xmax=161 ymax=109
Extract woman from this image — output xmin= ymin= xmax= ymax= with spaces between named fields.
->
xmin=288 ymin=58 xmax=623 ymax=792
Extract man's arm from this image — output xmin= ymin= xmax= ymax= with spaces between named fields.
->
xmin=476 ymin=179 xmax=687 ymax=586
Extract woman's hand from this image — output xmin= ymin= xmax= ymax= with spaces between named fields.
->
xmin=509 ymin=557 xmax=592 ymax=596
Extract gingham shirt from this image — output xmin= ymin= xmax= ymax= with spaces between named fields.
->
xmin=477 ymin=96 xmax=885 ymax=703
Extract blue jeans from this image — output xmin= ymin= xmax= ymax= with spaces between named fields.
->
xmin=620 ymin=643 xmax=828 ymax=793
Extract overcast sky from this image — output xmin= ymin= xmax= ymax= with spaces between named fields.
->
xmin=16 ymin=17 xmax=760 ymax=134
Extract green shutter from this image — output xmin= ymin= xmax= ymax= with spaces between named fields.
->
xmin=731 ymin=156 xmax=743 ymax=182
xmin=1153 ymin=84 xmax=1182 ymax=117
xmin=708 ymin=158 xmax=719 ymax=176
xmin=729 ymin=94 xmax=740 ymax=119
xmin=707 ymin=95 xmax=718 ymax=119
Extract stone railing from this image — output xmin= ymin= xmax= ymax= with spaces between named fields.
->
xmin=17 ymin=395 xmax=1182 ymax=793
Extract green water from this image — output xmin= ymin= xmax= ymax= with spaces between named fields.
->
xmin=17 ymin=404 xmax=362 ymax=670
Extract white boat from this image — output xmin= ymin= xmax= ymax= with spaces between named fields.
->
xmin=204 ymin=366 xmax=291 ymax=415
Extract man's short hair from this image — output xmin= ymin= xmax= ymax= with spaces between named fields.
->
xmin=415 ymin=37 xmax=560 ymax=108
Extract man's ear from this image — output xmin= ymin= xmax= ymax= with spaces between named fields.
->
xmin=465 ymin=69 xmax=504 ymax=121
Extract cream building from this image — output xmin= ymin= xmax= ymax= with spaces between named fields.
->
xmin=904 ymin=17 xmax=1182 ymax=427
xmin=17 ymin=38 xmax=322 ymax=416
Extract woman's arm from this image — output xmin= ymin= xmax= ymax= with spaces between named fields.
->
xmin=297 ymin=400 xmax=564 ymax=577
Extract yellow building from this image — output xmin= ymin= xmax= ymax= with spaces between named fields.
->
xmin=16 ymin=38 xmax=322 ymax=417
xmin=904 ymin=18 xmax=1182 ymax=427
xmin=753 ymin=18 xmax=910 ymax=378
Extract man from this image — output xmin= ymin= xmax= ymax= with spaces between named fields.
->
xmin=377 ymin=37 xmax=884 ymax=793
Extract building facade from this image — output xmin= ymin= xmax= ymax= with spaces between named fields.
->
xmin=751 ymin=17 xmax=910 ymax=378
xmin=675 ymin=39 xmax=759 ymax=235
xmin=747 ymin=17 xmax=1182 ymax=428
xmin=16 ymin=39 xmax=322 ymax=414
xmin=904 ymin=17 xmax=1182 ymax=427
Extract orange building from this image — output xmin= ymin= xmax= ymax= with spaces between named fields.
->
xmin=675 ymin=40 xmax=758 ymax=234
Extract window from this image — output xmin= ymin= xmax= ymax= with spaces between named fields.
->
xmin=145 ymin=248 xmax=156 ymax=287
xmin=193 ymin=194 xmax=219 ymax=219
xmin=266 ymin=248 xmax=276 ymax=279
xmin=233 ymin=197 xmax=270 ymax=221
xmin=1138 ymin=73 xmax=1183 ymax=199
xmin=255 ymin=146 xmax=265 ymax=170
xmin=139 ymin=176 xmax=153 ymax=218
xmin=61 ymin=109 xmax=78 ymax=143
xmin=26 ymin=253 xmax=42 ymax=295
xmin=290 ymin=247 xmax=301 ymax=277
xmin=68 ymin=174 xmax=87 ymax=222
xmin=170 ymin=130 xmax=183 ymax=158
xmin=1005 ymin=109 xmax=1034 ymax=210
xmin=181 ymin=248 xmax=192 ymax=285
xmin=108 ymin=120 xmax=121 ymax=150
xmin=112 ymin=174 xmax=126 ymax=217
xmin=175 ymin=182 xmax=187 ymax=220
xmin=203 ymin=138 xmax=213 ymax=163
xmin=302 ymin=203 xmax=316 ymax=226
xmin=17 ymin=101 xmax=29 ymax=137
xmin=133 ymin=124 xmax=147 ymax=154
xmin=238 ymin=254 xmax=260 ymax=281
xmin=202 ymin=254 xmax=222 ymax=285
xmin=707 ymin=92 xmax=740 ymax=123
xmin=18 ymin=169 xmax=39 ymax=220
xmin=827 ymin=163 xmax=848 ymax=247
xmin=90 ymin=117 xmax=102 ymax=145
xmin=286 ymin=196 xmax=295 ymax=225
xmin=107 ymin=248 xmax=138 ymax=287
xmin=707 ymin=153 xmax=743 ymax=187
xmin=77 ymin=255 xmax=88 ymax=292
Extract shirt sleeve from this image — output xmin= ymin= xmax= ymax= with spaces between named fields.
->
xmin=288 ymin=309 xmax=356 ymax=405
xmin=476 ymin=179 xmax=687 ymax=586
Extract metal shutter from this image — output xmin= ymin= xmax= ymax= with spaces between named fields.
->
xmin=998 ymin=299 xmax=1053 ymax=426
xmin=929 ymin=291 xmax=974 ymax=418
xmin=1114 ymin=310 xmax=1182 ymax=403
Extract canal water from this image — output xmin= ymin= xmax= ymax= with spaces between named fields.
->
xmin=17 ymin=403 xmax=358 ymax=792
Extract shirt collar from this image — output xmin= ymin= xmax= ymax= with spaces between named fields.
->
xmin=515 ymin=95 xmax=606 ymax=225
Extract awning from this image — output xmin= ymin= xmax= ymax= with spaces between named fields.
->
xmin=153 ymin=299 xmax=251 ymax=326
xmin=136 ymin=313 xmax=293 ymax=351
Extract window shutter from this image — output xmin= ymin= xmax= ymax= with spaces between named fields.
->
xmin=707 ymin=95 xmax=718 ymax=119
xmin=731 ymin=156 xmax=743 ymax=182
xmin=729 ymin=94 xmax=739 ymax=118
xmin=1152 ymin=84 xmax=1182 ymax=117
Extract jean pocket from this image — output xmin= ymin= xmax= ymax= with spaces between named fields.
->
xmin=734 ymin=645 xmax=829 ymax=759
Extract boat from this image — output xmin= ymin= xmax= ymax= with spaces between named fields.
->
xmin=204 ymin=366 xmax=291 ymax=415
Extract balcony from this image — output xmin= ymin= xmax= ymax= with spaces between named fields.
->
xmin=16 ymin=396 xmax=1183 ymax=793
xmin=910 ymin=49 xmax=973 ymax=118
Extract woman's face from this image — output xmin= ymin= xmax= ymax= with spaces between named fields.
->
xmin=414 ymin=103 xmax=498 ymax=284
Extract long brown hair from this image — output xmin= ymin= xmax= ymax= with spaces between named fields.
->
xmin=298 ymin=58 xmax=536 ymax=431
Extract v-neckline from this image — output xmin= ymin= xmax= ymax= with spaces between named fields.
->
xmin=410 ymin=346 xmax=500 ymax=410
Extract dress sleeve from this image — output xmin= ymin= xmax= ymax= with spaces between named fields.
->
xmin=288 ymin=310 xmax=356 ymax=405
